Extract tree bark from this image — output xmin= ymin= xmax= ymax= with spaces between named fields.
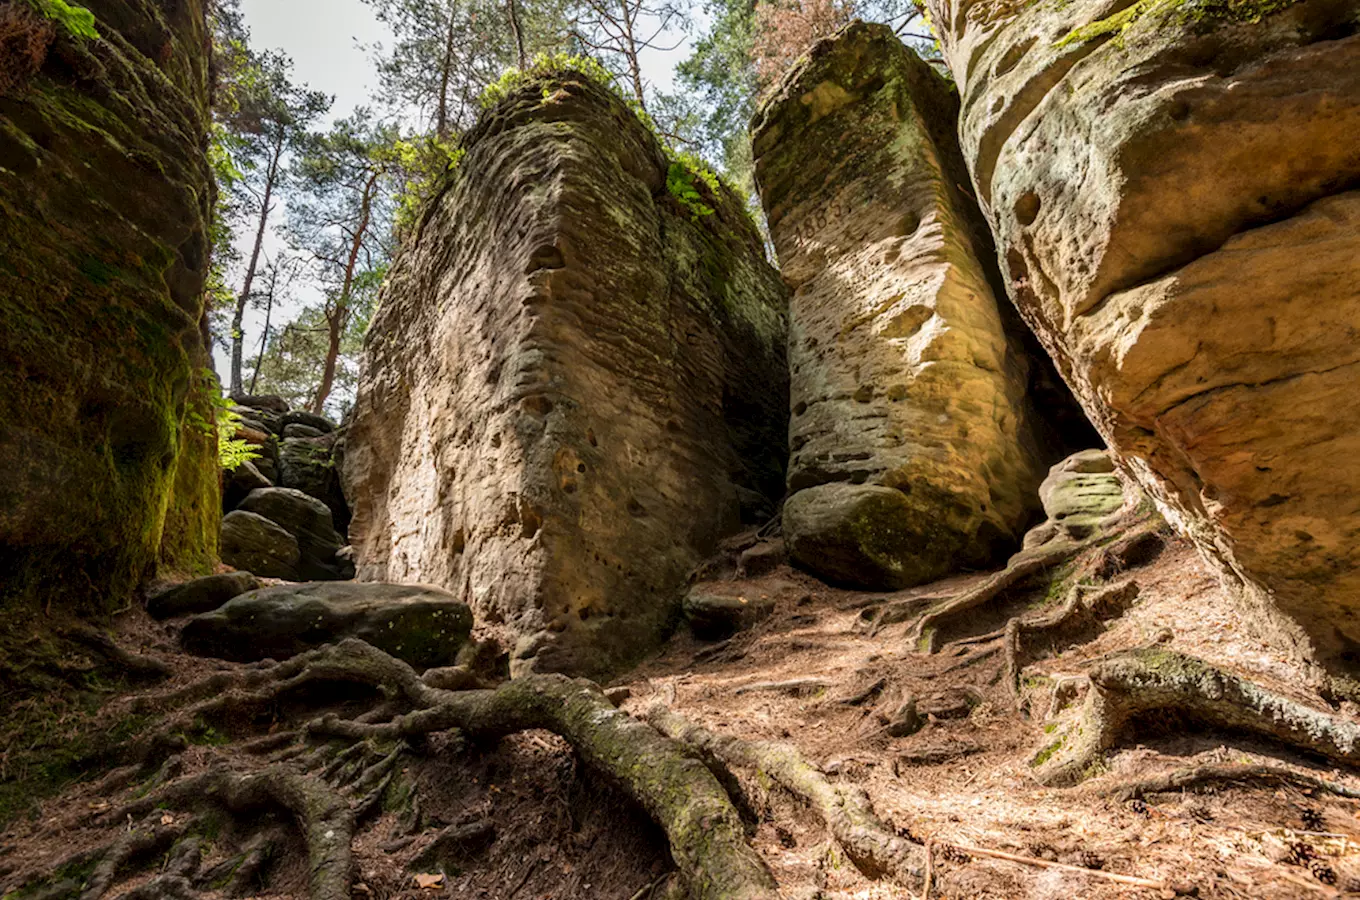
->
xmin=310 ymin=170 xmax=379 ymax=415
xmin=618 ymin=0 xmax=646 ymax=111
xmin=230 ymin=131 xmax=284 ymax=396
xmin=437 ymin=0 xmax=457 ymax=138
xmin=507 ymin=0 xmax=528 ymax=69
xmin=249 ymin=262 xmax=280 ymax=395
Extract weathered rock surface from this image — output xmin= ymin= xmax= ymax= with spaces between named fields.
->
xmin=220 ymin=510 xmax=302 ymax=580
xmin=237 ymin=487 xmax=351 ymax=581
xmin=346 ymin=73 xmax=789 ymax=676
xmin=1022 ymin=449 xmax=1137 ymax=550
xmin=277 ymin=435 xmax=349 ymax=532
xmin=752 ymin=23 xmax=1061 ymax=590
xmin=0 ymin=0 xmax=216 ymax=613
xmin=147 ymin=571 xmax=260 ymax=620
xmin=683 ymin=586 xmax=778 ymax=640
xmin=924 ymin=0 xmax=1360 ymax=663
xmin=224 ymin=459 xmax=272 ymax=511
xmin=180 ymin=582 xmax=472 ymax=667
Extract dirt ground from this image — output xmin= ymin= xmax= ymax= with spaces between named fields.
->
xmin=2 ymin=533 xmax=1358 ymax=899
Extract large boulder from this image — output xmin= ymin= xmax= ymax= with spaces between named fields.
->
xmin=180 ymin=582 xmax=473 ymax=667
xmin=147 ymin=571 xmax=260 ymax=620
xmin=345 ymin=72 xmax=789 ymax=676
xmin=752 ymin=23 xmax=1064 ymax=590
xmin=277 ymin=435 xmax=349 ymax=533
xmin=220 ymin=511 xmax=302 ymax=580
xmin=0 ymin=0 xmax=215 ymax=614
xmin=923 ymin=0 xmax=1360 ymax=664
xmin=238 ymin=487 xmax=351 ymax=581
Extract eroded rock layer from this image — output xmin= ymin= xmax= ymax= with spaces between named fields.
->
xmin=753 ymin=22 xmax=1055 ymax=590
xmin=924 ymin=0 xmax=1360 ymax=663
xmin=346 ymin=74 xmax=789 ymax=676
xmin=0 ymin=1 xmax=217 ymax=612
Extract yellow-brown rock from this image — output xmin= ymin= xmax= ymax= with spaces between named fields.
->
xmin=345 ymin=73 xmax=789 ymax=677
xmin=753 ymin=23 xmax=1058 ymax=590
xmin=924 ymin=0 xmax=1360 ymax=664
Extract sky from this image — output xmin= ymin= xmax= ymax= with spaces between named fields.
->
xmin=218 ymin=0 xmax=688 ymax=385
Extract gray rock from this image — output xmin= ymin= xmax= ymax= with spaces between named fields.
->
xmin=224 ymin=459 xmax=272 ymax=512
xmin=220 ymin=511 xmax=302 ymax=580
xmin=683 ymin=586 xmax=776 ymax=640
xmin=147 ymin=571 xmax=260 ymax=619
xmin=230 ymin=393 xmax=289 ymax=414
xmin=277 ymin=438 xmax=349 ymax=534
xmin=738 ymin=541 xmax=786 ymax=579
xmin=279 ymin=410 xmax=334 ymax=434
xmin=180 ymin=582 xmax=474 ymax=667
xmin=784 ymin=483 xmax=996 ymax=590
xmin=282 ymin=423 xmax=325 ymax=439
xmin=238 ymin=487 xmax=349 ymax=580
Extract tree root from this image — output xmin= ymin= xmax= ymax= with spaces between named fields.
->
xmin=1032 ymin=649 xmax=1360 ymax=787
xmin=1106 ymin=762 xmax=1360 ymax=802
xmin=645 ymin=704 xmax=925 ymax=886
xmin=62 ymin=623 xmax=171 ymax=681
xmin=1003 ymin=580 xmax=1140 ymax=699
xmin=909 ymin=541 xmax=1086 ymax=654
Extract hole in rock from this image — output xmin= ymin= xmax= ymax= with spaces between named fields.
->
xmin=1015 ymin=191 xmax=1041 ymax=227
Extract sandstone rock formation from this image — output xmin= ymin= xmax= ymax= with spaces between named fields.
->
xmin=923 ymin=0 xmax=1360 ymax=665
xmin=345 ymin=72 xmax=789 ymax=676
xmin=753 ymin=23 xmax=1058 ymax=590
xmin=0 ymin=0 xmax=216 ymax=613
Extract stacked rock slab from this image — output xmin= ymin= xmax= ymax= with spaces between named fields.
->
xmin=752 ymin=23 xmax=1052 ymax=590
xmin=0 ymin=0 xmax=216 ymax=613
xmin=923 ymin=0 xmax=1360 ymax=664
xmin=345 ymin=73 xmax=789 ymax=677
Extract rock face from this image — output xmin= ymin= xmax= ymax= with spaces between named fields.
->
xmin=924 ymin=0 xmax=1360 ymax=663
xmin=180 ymin=582 xmax=473 ymax=667
xmin=752 ymin=23 xmax=1060 ymax=590
xmin=346 ymin=72 xmax=789 ymax=676
xmin=1022 ymin=449 xmax=1137 ymax=551
xmin=0 ymin=0 xmax=215 ymax=613
xmin=147 ymin=571 xmax=260 ymax=620
xmin=236 ymin=488 xmax=352 ymax=581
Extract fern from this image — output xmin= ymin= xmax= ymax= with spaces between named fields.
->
xmin=24 ymin=0 xmax=99 ymax=39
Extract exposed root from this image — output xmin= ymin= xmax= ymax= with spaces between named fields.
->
xmin=1107 ymin=763 xmax=1360 ymax=802
xmin=645 ymin=704 xmax=926 ymax=886
xmin=62 ymin=623 xmax=172 ymax=682
xmin=1033 ymin=649 xmax=1360 ymax=787
xmin=909 ymin=541 xmax=1086 ymax=654
xmin=1003 ymin=580 xmax=1140 ymax=700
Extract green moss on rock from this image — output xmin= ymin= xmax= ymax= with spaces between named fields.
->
xmin=0 ymin=0 xmax=215 ymax=624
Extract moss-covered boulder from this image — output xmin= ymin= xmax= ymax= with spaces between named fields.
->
xmin=0 ymin=0 xmax=216 ymax=615
xmin=346 ymin=72 xmax=789 ymax=677
xmin=753 ymin=23 xmax=1077 ymax=590
xmin=180 ymin=582 xmax=473 ymax=668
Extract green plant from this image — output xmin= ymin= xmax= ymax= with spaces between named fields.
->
xmin=478 ymin=52 xmax=618 ymax=109
xmin=667 ymin=161 xmax=717 ymax=222
xmin=186 ymin=370 xmax=259 ymax=469
xmin=1056 ymin=0 xmax=1301 ymax=47
xmin=23 ymin=0 xmax=98 ymax=39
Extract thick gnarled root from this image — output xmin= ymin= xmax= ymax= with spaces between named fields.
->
xmin=1032 ymin=649 xmax=1360 ymax=787
xmin=645 ymin=705 xmax=925 ymax=887
xmin=1003 ymin=580 xmax=1141 ymax=700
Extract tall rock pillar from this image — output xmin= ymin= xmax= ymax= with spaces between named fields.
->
xmin=753 ymin=23 xmax=1063 ymax=591
xmin=345 ymin=73 xmax=789 ymax=677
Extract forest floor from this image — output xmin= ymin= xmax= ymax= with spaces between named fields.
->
xmin=2 ymin=531 xmax=1359 ymax=900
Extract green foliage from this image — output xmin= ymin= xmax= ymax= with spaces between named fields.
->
xmin=23 ymin=0 xmax=98 ymax=39
xmin=667 ymin=160 xmax=717 ymax=222
xmin=1056 ymin=0 xmax=1302 ymax=46
xmin=478 ymin=52 xmax=618 ymax=108
xmin=387 ymin=133 xmax=465 ymax=238
xmin=185 ymin=370 xmax=259 ymax=468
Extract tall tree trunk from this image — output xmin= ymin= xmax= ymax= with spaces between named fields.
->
xmin=507 ymin=0 xmax=527 ymax=69
xmin=619 ymin=0 xmax=646 ymax=111
xmin=436 ymin=0 xmax=457 ymax=138
xmin=249 ymin=263 xmax=280 ymax=395
xmin=229 ymin=132 xmax=284 ymax=396
xmin=310 ymin=172 xmax=379 ymax=415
